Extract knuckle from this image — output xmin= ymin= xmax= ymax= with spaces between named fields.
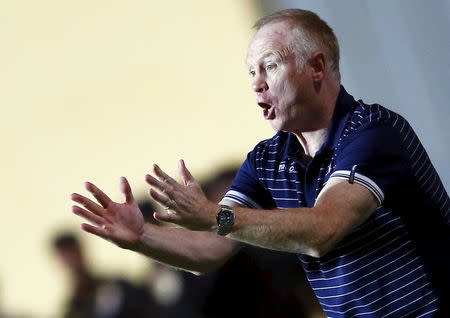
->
xmin=167 ymin=185 xmax=175 ymax=193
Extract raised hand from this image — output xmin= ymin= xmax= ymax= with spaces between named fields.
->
xmin=146 ymin=159 xmax=219 ymax=231
xmin=71 ymin=177 xmax=145 ymax=249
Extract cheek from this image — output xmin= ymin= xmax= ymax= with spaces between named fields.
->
xmin=278 ymin=81 xmax=297 ymax=104
xmin=271 ymin=78 xmax=289 ymax=99
xmin=269 ymin=72 xmax=299 ymax=106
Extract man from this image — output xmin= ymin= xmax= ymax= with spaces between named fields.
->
xmin=71 ymin=9 xmax=449 ymax=317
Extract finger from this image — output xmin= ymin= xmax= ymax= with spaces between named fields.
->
xmin=80 ymin=223 xmax=108 ymax=240
xmin=72 ymin=205 xmax=105 ymax=225
xmin=153 ymin=164 xmax=178 ymax=186
xmin=120 ymin=177 xmax=134 ymax=204
xmin=146 ymin=174 xmax=172 ymax=195
xmin=85 ymin=182 xmax=113 ymax=208
xmin=148 ymin=188 xmax=170 ymax=207
xmin=178 ymin=159 xmax=195 ymax=185
xmin=153 ymin=211 xmax=180 ymax=224
xmin=71 ymin=193 xmax=105 ymax=216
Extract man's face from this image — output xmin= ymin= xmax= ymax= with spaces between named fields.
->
xmin=246 ymin=21 xmax=317 ymax=133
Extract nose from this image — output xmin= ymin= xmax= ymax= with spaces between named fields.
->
xmin=252 ymin=76 xmax=268 ymax=93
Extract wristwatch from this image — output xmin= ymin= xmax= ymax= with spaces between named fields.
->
xmin=215 ymin=205 xmax=235 ymax=236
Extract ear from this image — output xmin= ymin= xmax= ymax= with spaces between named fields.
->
xmin=310 ymin=52 xmax=326 ymax=82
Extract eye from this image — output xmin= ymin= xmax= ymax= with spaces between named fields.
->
xmin=265 ymin=63 xmax=277 ymax=71
xmin=249 ymin=70 xmax=256 ymax=77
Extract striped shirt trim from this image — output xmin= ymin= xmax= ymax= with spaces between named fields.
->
xmin=330 ymin=170 xmax=385 ymax=205
xmin=222 ymin=190 xmax=262 ymax=209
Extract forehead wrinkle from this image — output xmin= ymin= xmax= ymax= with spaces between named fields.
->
xmin=246 ymin=39 xmax=293 ymax=68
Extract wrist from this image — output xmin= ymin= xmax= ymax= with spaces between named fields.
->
xmin=135 ymin=223 xmax=155 ymax=253
xmin=213 ymin=205 xmax=235 ymax=236
xmin=206 ymin=202 xmax=222 ymax=231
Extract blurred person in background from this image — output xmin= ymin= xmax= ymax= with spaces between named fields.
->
xmin=71 ymin=8 xmax=449 ymax=317
xmin=51 ymin=232 xmax=149 ymax=318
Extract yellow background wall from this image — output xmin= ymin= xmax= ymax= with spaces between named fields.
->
xmin=0 ymin=1 xmax=272 ymax=316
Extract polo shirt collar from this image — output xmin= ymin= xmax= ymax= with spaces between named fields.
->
xmin=281 ymin=85 xmax=356 ymax=160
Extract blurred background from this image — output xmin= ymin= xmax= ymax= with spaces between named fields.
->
xmin=0 ymin=0 xmax=448 ymax=317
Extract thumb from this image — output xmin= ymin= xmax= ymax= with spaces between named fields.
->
xmin=120 ymin=177 xmax=135 ymax=204
xmin=178 ymin=159 xmax=195 ymax=185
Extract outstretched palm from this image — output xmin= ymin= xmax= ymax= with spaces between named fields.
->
xmin=71 ymin=177 xmax=144 ymax=249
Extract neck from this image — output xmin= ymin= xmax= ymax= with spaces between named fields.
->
xmin=295 ymin=129 xmax=328 ymax=159
xmin=294 ymin=80 xmax=340 ymax=158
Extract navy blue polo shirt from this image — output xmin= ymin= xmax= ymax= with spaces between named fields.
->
xmin=222 ymin=86 xmax=450 ymax=317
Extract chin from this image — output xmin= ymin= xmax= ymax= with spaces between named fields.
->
xmin=269 ymin=120 xmax=294 ymax=133
xmin=269 ymin=122 xmax=283 ymax=132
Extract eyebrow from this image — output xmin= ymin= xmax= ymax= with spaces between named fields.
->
xmin=246 ymin=51 xmax=282 ymax=69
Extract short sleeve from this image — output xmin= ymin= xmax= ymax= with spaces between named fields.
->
xmin=330 ymin=122 xmax=411 ymax=207
xmin=221 ymin=151 xmax=275 ymax=209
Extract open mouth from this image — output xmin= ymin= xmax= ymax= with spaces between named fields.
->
xmin=258 ymin=102 xmax=274 ymax=120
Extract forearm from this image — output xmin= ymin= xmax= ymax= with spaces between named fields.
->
xmin=228 ymin=206 xmax=330 ymax=256
xmin=134 ymin=223 xmax=237 ymax=273
xmin=226 ymin=180 xmax=377 ymax=257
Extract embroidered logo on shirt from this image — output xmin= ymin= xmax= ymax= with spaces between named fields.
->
xmin=326 ymin=163 xmax=332 ymax=176
xmin=278 ymin=163 xmax=286 ymax=172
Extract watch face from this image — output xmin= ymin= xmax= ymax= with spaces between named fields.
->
xmin=218 ymin=208 xmax=234 ymax=226
xmin=217 ymin=207 xmax=234 ymax=235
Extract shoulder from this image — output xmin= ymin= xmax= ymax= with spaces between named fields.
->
xmin=341 ymin=100 xmax=413 ymax=145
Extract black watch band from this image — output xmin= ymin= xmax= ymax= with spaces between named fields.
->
xmin=215 ymin=206 xmax=235 ymax=236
